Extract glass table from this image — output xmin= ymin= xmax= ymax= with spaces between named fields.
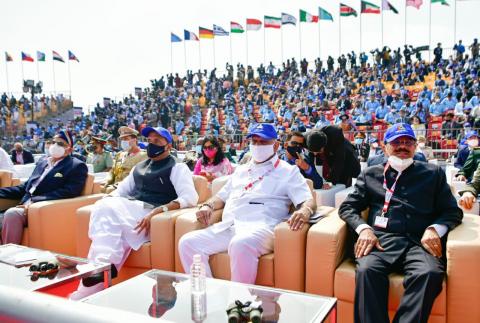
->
xmin=0 ymin=244 xmax=111 ymax=294
xmin=83 ymin=269 xmax=337 ymax=322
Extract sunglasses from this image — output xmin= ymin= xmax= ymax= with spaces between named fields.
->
xmin=203 ymin=146 xmax=217 ymax=150
xmin=53 ymin=141 xmax=68 ymax=147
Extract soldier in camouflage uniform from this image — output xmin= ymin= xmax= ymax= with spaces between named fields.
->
xmin=86 ymin=136 xmax=114 ymax=173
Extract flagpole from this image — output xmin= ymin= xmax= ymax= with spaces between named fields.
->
xmin=299 ymin=21 xmax=302 ymax=61
xmin=21 ymin=61 xmax=25 ymax=82
xmin=339 ymin=10 xmax=342 ymax=56
xmin=36 ymin=57 xmax=40 ymax=82
xmin=381 ymin=3 xmax=384 ymax=49
xmin=229 ymin=33 xmax=233 ymax=64
xmin=52 ymin=60 xmax=56 ymax=95
xmin=5 ymin=62 xmax=10 ymax=94
xmin=263 ymin=23 xmax=266 ymax=66
xmin=170 ymin=41 xmax=173 ymax=74
xmin=318 ymin=14 xmax=321 ymax=60
xmin=183 ymin=40 xmax=187 ymax=71
xmin=67 ymin=58 xmax=72 ymax=99
xmin=429 ymin=0 xmax=432 ymax=63
xmin=281 ymin=26 xmax=284 ymax=65
xmin=213 ymin=37 xmax=216 ymax=69
xmin=198 ymin=41 xmax=202 ymax=71
xmin=360 ymin=10 xmax=363 ymax=55
xmin=404 ymin=2 xmax=407 ymax=46
xmin=246 ymin=29 xmax=249 ymax=67
xmin=453 ymin=0 xmax=457 ymax=44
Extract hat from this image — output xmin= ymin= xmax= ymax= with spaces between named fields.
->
xmin=141 ymin=126 xmax=173 ymax=144
xmin=91 ymin=136 xmax=108 ymax=145
xmin=465 ymin=130 xmax=478 ymax=140
xmin=384 ymin=123 xmax=417 ymax=143
xmin=118 ymin=126 xmax=139 ymax=139
xmin=246 ymin=123 xmax=277 ymax=140
xmin=57 ymin=130 xmax=74 ymax=148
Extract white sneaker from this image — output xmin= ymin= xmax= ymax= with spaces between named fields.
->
xmin=69 ymin=281 xmax=105 ymax=301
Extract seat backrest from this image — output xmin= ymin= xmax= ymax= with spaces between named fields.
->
xmin=211 ymin=176 xmax=230 ymax=196
xmin=80 ymin=174 xmax=95 ymax=196
xmin=192 ymin=175 xmax=211 ymax=203
xmin=0 ymin=171 xmax=13 ymax=188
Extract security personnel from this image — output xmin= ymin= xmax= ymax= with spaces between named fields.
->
xmin=339 ymin=123 xmax=462 ymax=323
xmin=102 ymin=126 xmax=147 ymax=193
xmin=86 ymin=136 xmax=113 ymax=173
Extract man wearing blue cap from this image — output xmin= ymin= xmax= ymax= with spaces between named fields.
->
xmin=179 ymin=123 xmax=316 ymax=285
xmin=0 ymin=130 xmax=88 ymax=245
xmin=339 ymin=123 xmax=463 ymax=323
xmin=454 ymin=131 xmax=478 ymax=169
xmin=71 ymin=126 xmax=198 ymax=300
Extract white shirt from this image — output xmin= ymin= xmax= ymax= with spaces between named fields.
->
xmin=213 ymin=155 xmax=313 ymax=233
xmin=112 ymin=161 xmax=198 ymax=209
xmin=0 ymin=147 xmax=15 ymax=174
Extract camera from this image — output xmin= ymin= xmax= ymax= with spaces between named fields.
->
xmin=226 ymin=300 xmax=263 ymax=323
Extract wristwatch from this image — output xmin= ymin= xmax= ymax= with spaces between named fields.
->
xmin=161 ymin=205 xmax=169 ymax=213
xmin=199 ymin=203 xmax=213 ymax=210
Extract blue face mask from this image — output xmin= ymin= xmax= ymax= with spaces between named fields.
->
xmin=354 ymin=138 xmax=363 ymax=145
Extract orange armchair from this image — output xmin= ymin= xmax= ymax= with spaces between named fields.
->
xmin=305 ymin=211 xmax=480 ymax=323
xmin=174 ymin=176 xmax=335 ymax=292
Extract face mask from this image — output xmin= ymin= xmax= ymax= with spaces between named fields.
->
xmin=354 ymin=138 xmax=363 ymax=145
xmin=147 ymin=143 xmax=167 ymax=158
xmin=467 ymin=139 xmax=479 ymax=148
xmin=388 ymin=155 xmax=414 ymax=172
xmin=286 ymin=146 xmax=303 ymax=159
xmin=250 ymin=143 xmax=275 ymax=163
xmin=120 ymin=140 xmax=131 ymax=151
xmin=203 ymin=148 xmax=217 ymax=159
xmin=49 ymin=144 xmax=65 ymax=159
xmin=195 ymin=145 xmax=202 ymax=154
xmin=418 ymin=142 xmax=426 ymax=148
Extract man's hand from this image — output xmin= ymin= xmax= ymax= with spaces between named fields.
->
xmin=459 ymin=192 xmax=476 ymax=210
xmin=355 ymin=228 xmax=384 ymax=258
xmin=287 ymin=209 xmax=310 ymax=231
xmin=196 ymin=206 xmax=212 ymax=226
xmin=135 ymin=208 xmax=161 ymax=235
xmin=295 ymin=153 xmax=310 ymax=171
xmin=421 ymin=227 xmax=442 ymax=258
xmin=455 ymin=175 xmax=467 ymax=182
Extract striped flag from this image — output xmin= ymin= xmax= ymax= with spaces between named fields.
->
xmin=199 ymin=27 xmax=214 ymax=39
xmin=382 ymin=0 xmax=399 ymax=14
xmin=299 ymin=9 xmax=318 ymax=23
xmin=184 ymin=29 xmax=199 ymax=41
xmin=432 ymin=0 xmax=450 ymax=6
xmin=340 ymin=3 xmax=358 ymax=17
xmin=213 ymin=24 xmax=229 ymax=36
xmin=246 ymin=18 xmax=262 ymax=31
xmin=231 ymin=21 xmax=244 ymax=33
xmin=171 ymin=33 xmax=182 ymax=42
xmin=264 ymin=15 xmax=281 ymax=29
xmin=68 ymin=50 xmax=79 ymax=62
xmin=319 ymin=7 xmax=334 ymax=21
xmin=52 ymin=50 xmax=65 ymax=62
xmin=406 ymin=0 xmax=423 ymax=9
xmin=22 ymin=52 xmax=34 ymax=62
xmin=281 ymin=12 xmax=297 ymax=25
xmin=5 ymin=52 xmax=13 ymax=62
xmin=37 ymin=51 xmax=46 ymax=62
xmin=361 ymin=1 xmax=381 ymax=14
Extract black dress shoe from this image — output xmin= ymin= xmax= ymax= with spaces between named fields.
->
xmin=83 ymin=264 xmax=118 ymax=287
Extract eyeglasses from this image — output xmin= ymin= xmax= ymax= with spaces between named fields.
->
xmin=53 ymin=141 xmax=68 ymax=147
xmin=389 ymin=139 xmax=416 ymax=147
xmin=289 ymin=141 xmax=303 ymax=147
xmin=203 ymin=146 xmax=216 ymax=150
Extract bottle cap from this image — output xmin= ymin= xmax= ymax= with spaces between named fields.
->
xmin=193 ymin=254 xmax=201 ymax=263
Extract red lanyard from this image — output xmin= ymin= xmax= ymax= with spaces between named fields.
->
xmin=244 ymin=159 xmax=280 ymax=191
xmin=381 ymin=163 xmax=402 ymax=217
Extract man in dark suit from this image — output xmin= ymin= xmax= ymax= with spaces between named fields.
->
xmin=10 ymin=142 xmax=34 ymax=164
xmin=339 ymin=123 xmax=463 ymax=323
xmin=0 ymin=130 xmax=88 ymax=244
xmin=305 ymin=125 xmax=361 ymax=187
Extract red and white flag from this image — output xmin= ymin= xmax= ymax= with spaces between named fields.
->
xmin=246 ymin=18 xmax=262 ymax=31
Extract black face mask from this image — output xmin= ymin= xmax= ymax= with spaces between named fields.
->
xmin=287 ymin=146 xmax=303 ymax=159
xmin=147 ymin=143 xmax=167 ymax=158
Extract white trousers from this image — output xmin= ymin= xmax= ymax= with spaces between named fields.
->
xmin=178 ymin=226 xmax=274 ymax=284
xmin=88 ymin=197 xmax=150 ymax=268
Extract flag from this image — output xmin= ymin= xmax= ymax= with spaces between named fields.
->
xmin=171 ymin=33 xmax=182 ymax=42
xmin=264 ymin=15 xmax=281 ymax=28
xmin=37 ymin=51 xmax=46 ymax=62
xmin=299 ymin=9 xmax=318 ymax=23
xmin=246 ymin=18 xmax=262 ymax=31
xmin=52 ymin=50 xmax=64 ymax=62
xmin=382 ymin=0 xmax=399 ymax=14
xmin=340 ymin=3 xmax=358 ymax=17
xmin=431 ymin=0 xmax=450 ymax=6
xmin=68 ymin=50 xmax=79 ymax=62
xmin=361 ymin=1 xmax=381 ymax=14
xmin=213 ymin=24 xmax=229 ymax=36
xmin=319 ymin=7 xmax=334 ymax=21
xmin=184 ymin=29 xmax=199 ymax=41
xmin=406 ymin=0 xmax=423 ymax=9
xmin=199 ymin=27 xmax=214 ymax=39
xmin=21 ymin=52 xmax=34 ymax=62
xmin=281 ymin=12 xmax=297 ymax=26
xmin=230 ymin=21 xmax=244 ymax=33
xmin=5 ymin=52 xmax=13 ymax=62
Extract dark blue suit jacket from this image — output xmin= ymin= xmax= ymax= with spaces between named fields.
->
xmin=0 ymin=155 xmax=88 ymax=205
xmin=454 ymin=145 xmax=470 ymax=169
xmin=10 ymin=149 xmax=34 ymax=164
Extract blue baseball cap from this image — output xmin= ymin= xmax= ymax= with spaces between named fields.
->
xmin=384 ymin=123 xmax=416 ymax=143
xmin=141 ymin=126 xmax=173 ymax=144
xmin=56 ymin=129 xmax=74 ymax=147
xmin=465 ymin=130 xmax=478 ymax=140
xmin=246 ymin=123 xmax=277 ymax=140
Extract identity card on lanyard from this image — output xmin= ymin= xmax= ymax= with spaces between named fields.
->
xmin=374 ymin=163 xmax=402 ymax=229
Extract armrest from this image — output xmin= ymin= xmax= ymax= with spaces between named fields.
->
xmin=11 ymin=178 xmax=21 ymax=186
xmin=76 ymin=204 xmax=95 ymax=258
xmin=446 ymin=214 xmax=480 ymax=323
xmin=174 ymin=209 xmax=223 ymax=272
xmin=150 ymin=207 xmax=200 ymax=271
xmin=305 ymin=210 xmax=348 ymax=296
xmin=28 ymin=194 xmax=105 ymax=256
xmin=0 ymin=199 xmax=20 ymax=211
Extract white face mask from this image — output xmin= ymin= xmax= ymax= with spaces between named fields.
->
xmin=250 ymin=143 xmax=275 ymax=163
xmin=49 ymin=144 xmax=65 ymax=159
xmin=418 ymin=142 xmax=426 ymax=148
xmin=120 ymin=140 xmax=131 ymax=151
xmin=388 ymin=155 xmax=414 ymax=172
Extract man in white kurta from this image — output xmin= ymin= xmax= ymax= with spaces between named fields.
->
xmin=179 ymin=123 xmax=316 ymax=284
xmin=71 ymin=126 xmax=198 ymax=300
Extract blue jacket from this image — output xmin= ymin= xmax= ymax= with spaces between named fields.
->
xmin=454 ymin=146 xmax=470 ymax=169
xmin=0 ymin=155 xmax=88 ymax=205
xmin=281 ymin=153 xmax=323 ymax=189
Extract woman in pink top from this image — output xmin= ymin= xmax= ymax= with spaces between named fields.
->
xmin=193 ymin=136 xmax=234 ymax=182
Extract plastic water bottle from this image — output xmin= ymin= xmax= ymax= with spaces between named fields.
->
xmin=190 ymin=254 xmax=207 ymax=322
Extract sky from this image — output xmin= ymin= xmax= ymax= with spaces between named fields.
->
xmin=1 ymin=0 xmax=479 ymax=112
